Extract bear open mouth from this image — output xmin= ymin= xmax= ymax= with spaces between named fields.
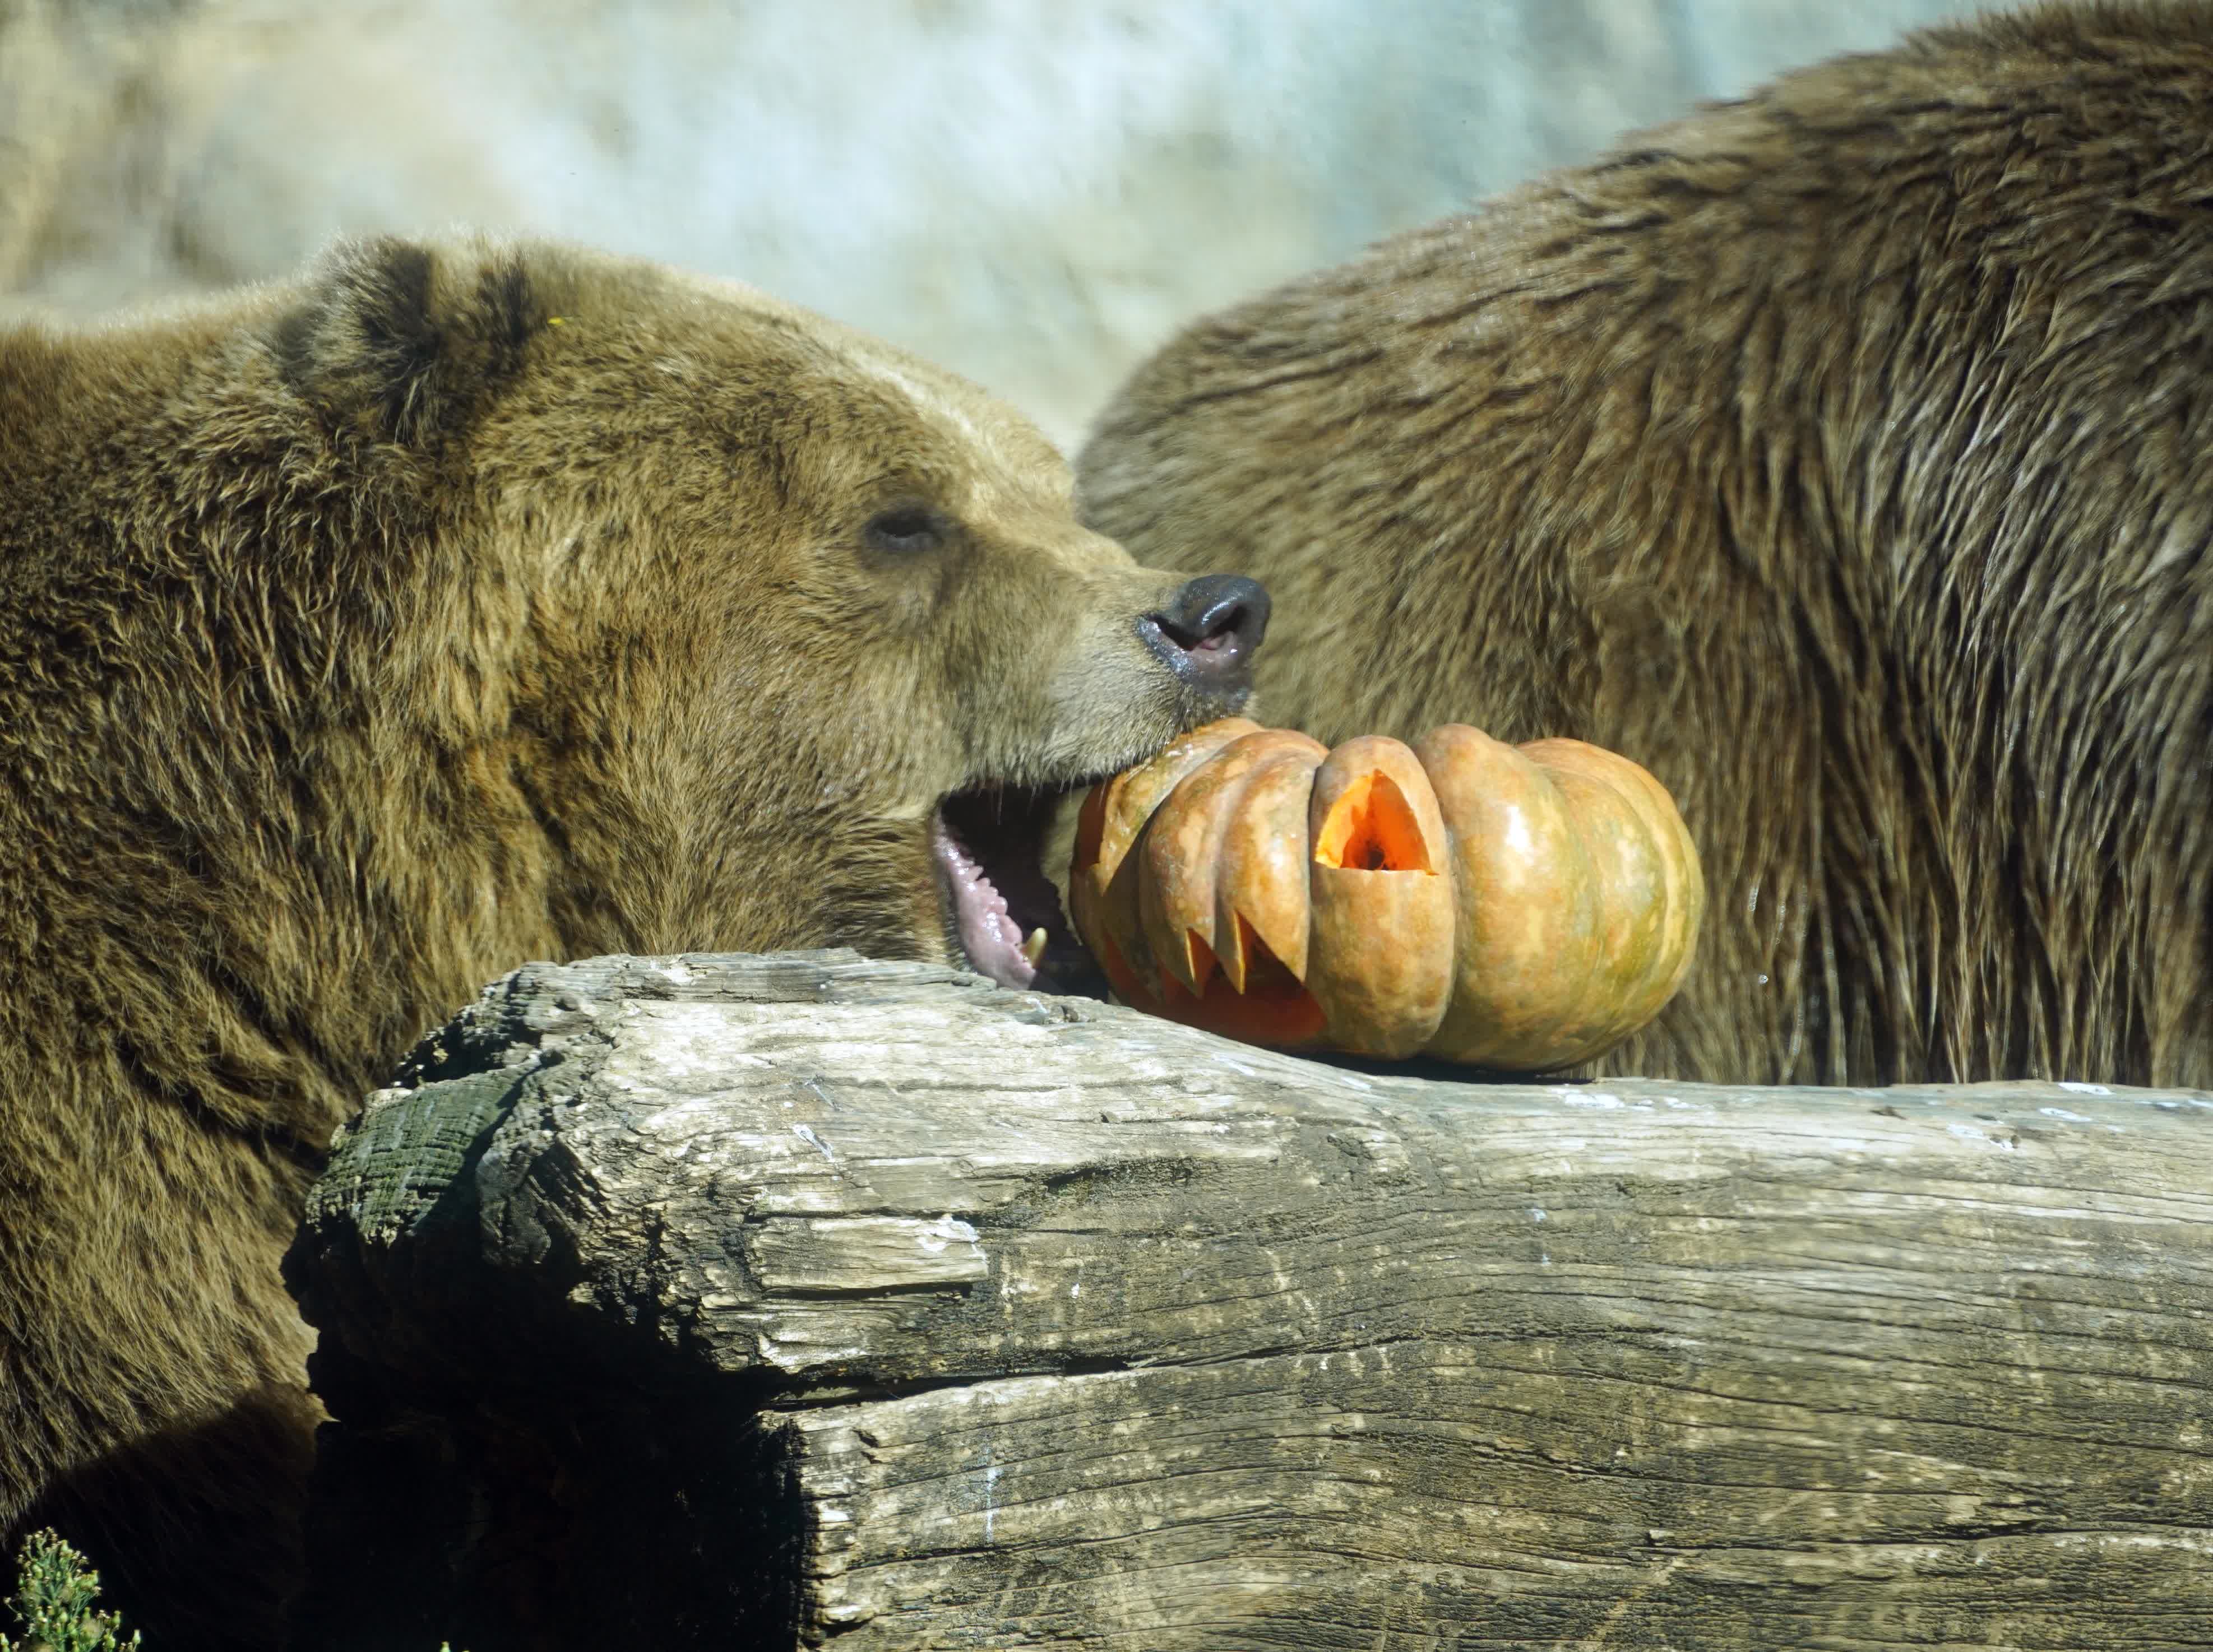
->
xmin=932 ymin=786 xmax=1105 ymax=996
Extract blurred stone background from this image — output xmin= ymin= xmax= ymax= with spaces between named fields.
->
xmin=0 ymin=0 xmax=1978 ymax=444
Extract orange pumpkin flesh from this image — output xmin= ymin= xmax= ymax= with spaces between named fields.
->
xmin=1070 ymin=717 xmax=1704 ymax=1071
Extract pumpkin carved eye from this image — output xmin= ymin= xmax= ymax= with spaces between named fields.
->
xmin=865 ymin=503 xmax=949 ymax=554
xmin=1314 ymin=772 xmax=1433 ymax=873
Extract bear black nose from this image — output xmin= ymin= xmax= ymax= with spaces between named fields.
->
xmin=1141 ymin=574 xmax=1272 ymax=685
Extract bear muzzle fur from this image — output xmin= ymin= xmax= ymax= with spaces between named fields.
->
xmin=931 ymin=571 xmax=1271 ymax=992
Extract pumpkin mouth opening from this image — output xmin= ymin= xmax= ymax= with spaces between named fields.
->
xmin=1091 ymin=918 xmax=1328 ymax=1048
xmin=1163 ymin=921 xmax=1330 ymax=1046
xmin=932 ymin=785 xmax=1103 ymax=996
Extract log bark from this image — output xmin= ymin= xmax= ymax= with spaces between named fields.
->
xmin=284 ymin=950 xmax=2213 ymax=1652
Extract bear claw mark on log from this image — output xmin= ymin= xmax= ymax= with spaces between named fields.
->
xmin=285 ymin=950 xmax=2213 ymax=1652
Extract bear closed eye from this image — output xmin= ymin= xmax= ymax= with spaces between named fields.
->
xmin=864 ymin=502 xmax=953 ymax=554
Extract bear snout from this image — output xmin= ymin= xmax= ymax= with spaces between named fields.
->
xmin=1140 ymin=573 xmax=1271 ymax=688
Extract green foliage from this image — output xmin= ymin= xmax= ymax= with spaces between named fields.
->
xmin=3 ymin=1532 xmax=469 ymax=1652
xmin=2 ymin=1530 xmax=140 ymax=1652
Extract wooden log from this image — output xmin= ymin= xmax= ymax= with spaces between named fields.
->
xmin=284 ymin=950 xmax=2213 ymax=1652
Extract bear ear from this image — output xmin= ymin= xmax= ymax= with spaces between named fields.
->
xmin=275 ymin=235 xmax=545 ymax=449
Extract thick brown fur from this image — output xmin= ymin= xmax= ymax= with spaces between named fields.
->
xmin=1079 ymin=0 xmax=2213 ymax=1088
xmin=0 ymin=234 xmax=1247 ymax=1649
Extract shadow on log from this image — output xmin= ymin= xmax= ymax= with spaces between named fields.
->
xmin=283 ymin=950 xmax=2213 ymax=1651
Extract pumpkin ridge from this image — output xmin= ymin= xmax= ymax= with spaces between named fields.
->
xmin=1212 ymin=744 xmax=1326 ymax=988
xmin=1142 ymin=731 xmax=1321 ymax=995
xmin=1084 ymin=717 xmax=1260 ymax=989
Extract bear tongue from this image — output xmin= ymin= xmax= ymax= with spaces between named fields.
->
xmin=932 ymin=815 xmax=1038 ymax=990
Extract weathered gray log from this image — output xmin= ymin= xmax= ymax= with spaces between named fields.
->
xmin=285 ymin=950 xmax=2213 ymax=1652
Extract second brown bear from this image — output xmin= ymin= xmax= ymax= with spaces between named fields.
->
xmin=1079 ymin=0 xmax=2213 ymax=1088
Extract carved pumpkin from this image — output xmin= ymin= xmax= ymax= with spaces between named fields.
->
xmin=1068 ymin=718 xmax=1704 ymax=1069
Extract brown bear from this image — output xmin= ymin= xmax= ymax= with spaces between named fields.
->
xmin=0 ymin=233 xmax=1267 ymax=1651
xmin=1077 ymin=0 xmax=2213 ymax=1090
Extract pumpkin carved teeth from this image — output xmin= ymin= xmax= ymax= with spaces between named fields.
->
xmin=1166 ymin=928 xmax=1219 ymax=1002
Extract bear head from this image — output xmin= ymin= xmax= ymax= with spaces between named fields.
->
xmin=266 ymin=234 xmax=1269 ymax=999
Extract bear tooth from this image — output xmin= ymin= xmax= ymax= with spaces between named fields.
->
xmin=1021 ymin=927 xmax=1048 ymax=967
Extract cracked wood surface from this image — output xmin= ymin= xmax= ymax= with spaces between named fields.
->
xmin=287 ymin=950 xmax=2213 ymax=1651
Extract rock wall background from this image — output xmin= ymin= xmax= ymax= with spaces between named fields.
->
xmin=0 ymin=0 xmax=1979 ymax=443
